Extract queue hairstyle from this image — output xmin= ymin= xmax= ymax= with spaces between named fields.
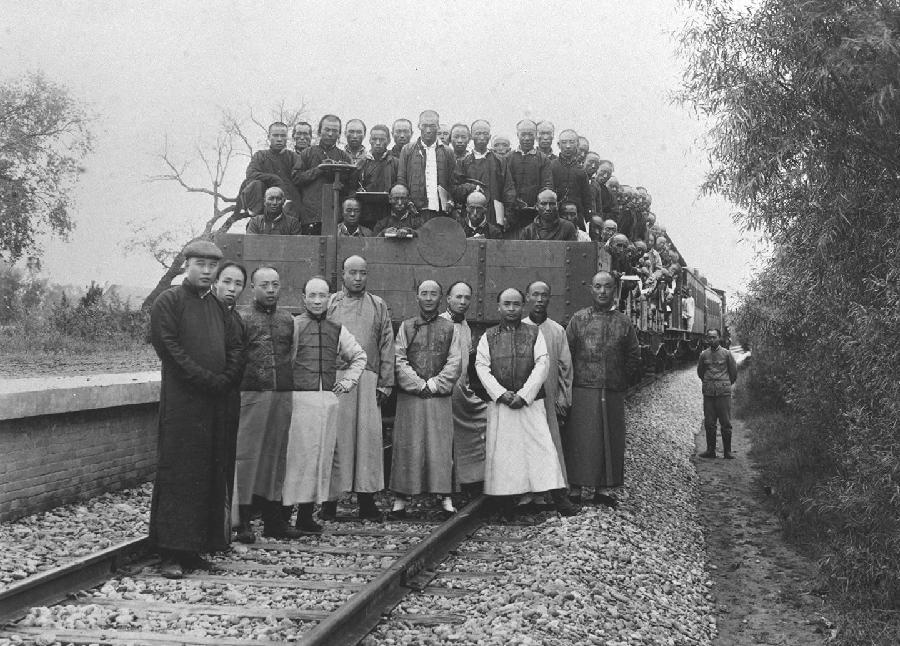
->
xmin=341 ymin=254 xmax=367 ymax=270
xmin=268 ymin=121 xmax=289 ymax=133
xmin=249 ymin=264 xmax=279 ymax=283
xmin=447 ymin=280 xmax=473 ymax=297
xmin=346 ymin=118 xmax=366 ymax=134
xmin=416 ymin=278 xmax=444 ymax=295
xmin=496 ymin=287 xmax=526 ymax=302
xmin=215 ymin=260 xmax=248 ymax=284
xmin=317 ymin=114 xmax=342 ymax=134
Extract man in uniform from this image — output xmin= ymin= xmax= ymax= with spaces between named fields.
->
xmin=344 ymin=119 xmax=367 ymax=164
xmin=325 ymin=256 xmax=395 ymax=521
xmin=233 ymin=267 xmax=302 ymax=542
xmin=523 ymin=281 xmax=576 ymax=515
xmin=246 ymin=186 xmax=302 ymax=235
xmin=397 ymin=110 xmax=457 ymax=219
xmin=149 ymin=240 xmax=245 ymax=578
xmin=389 ymin=280 xmax=462 ymax=519
xmin=373 ymin=184 xmax=426 ymax=236
xmin=291 ymin=114 xmax=352 ymax=232
xmin=241 ymin=122 xmax=301 ymax=219
xmin=564 ymin=271 xmax=641 ymax=508
xmin=457 ymin=191 xmax=503 ymax=239
xmin=507 ymin=119 xmax=553 ymax=237
xmin=355 ymin=124 xmax=398 ymax=227
xmin=697 ymin=329 xmax=738 ymax=459
xmin=550 ymin=129 xmax=595 ymax=229
xmin=337 ymin=198 xmax=372 ymax=237
xmin=440 ymin=281 xmax=486 ymax=497
xmin=536 ymin=120 xmax=557 ymax=159
xmin=283 ymin=277 xmax=367 ymax=532
xmin=475 ymin=288 xmax=566 ymax=520
xmin=454 ymin=119 xmax=516 ymax=228
xmin=293 ymin=122 xmax=313 ymax=154
xmin=520 ymin=189 xmax=579 ymax=241
xmin=390 ymin=118 xmax=413 ymax=158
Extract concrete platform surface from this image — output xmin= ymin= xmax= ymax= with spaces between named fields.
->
xmin=0 ymin=371 xmax=161 ymax=420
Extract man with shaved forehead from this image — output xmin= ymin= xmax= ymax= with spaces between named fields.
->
xmin=246 ymin=186 xmax=303 ymax=235
xmin=507 ymin=118 xmax=553 ymax=238
xmin=564 ymin=271 xmax=641 ymax=509
xmin=355 ymin=124 xmax=398 ymax=227
xmin=523 ymin=280 xmax=576 ymax=515
xmin=536 ymin=120 xmax=557 ymax=159
xmin=390 ymin=279 xmax=463 ymax=519
xmin=325 ymin=255 xmax=394 ymax=521
xmin=591 ymin=159 xmax=618 ymax=222
xmin=449 ymin=123 xmax=471 ymax=162
xmin=397 ymin=110 xmax=457 ymax=218
xmin=520 ymin=189 xmax=579 ymax=241
xmin=576 ymin=136 xmax=591 ymax=164
xmin=291 ymin=115 xmax=352 ymax=231
xmin=283 ymin=276 xmax=367 ymax=533
xmin=475 ymin=287 xmax=566 ymax=520
xmin=454 ymin=119 xmax=516 ymax=229
xmin=491 ymin=134 xmax=511 ymax=158
xmin=241 ymin=121 xmax=302 ymax=220
xmin=549 ymin=129 xmax=595 ymax=231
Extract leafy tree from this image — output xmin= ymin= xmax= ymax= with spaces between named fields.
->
xmin=0 ymin=72 xmax=93 ymax=262
xmin=677 ymin=0 xmax=900 ymax=631
xmin=132 ymin=102 xmax=307 ymax=310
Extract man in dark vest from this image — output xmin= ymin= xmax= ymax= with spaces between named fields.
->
xmin=474 ymin=288 xmax=566 ymax=521
xmin=233 ymin=266 xmax=302 ymax=543
xmin=149 ymin=240 xmax=245 ymax=579
xmin=389 ymin=279 xmax=462 ymax=519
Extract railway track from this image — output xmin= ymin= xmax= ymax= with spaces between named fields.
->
xmin=0 ymin=496 xmax=519 ymax=645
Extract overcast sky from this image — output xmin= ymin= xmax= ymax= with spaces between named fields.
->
xmin=1 ymin=0 xmax=762 ymax=298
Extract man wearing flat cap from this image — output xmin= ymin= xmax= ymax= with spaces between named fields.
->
xmin=149 ymin=240 xmax=246 ymax=579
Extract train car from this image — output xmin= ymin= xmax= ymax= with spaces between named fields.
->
xmin=215 ymin=216 xmax=724 ymax=363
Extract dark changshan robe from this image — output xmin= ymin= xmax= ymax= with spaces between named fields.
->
xmin=149 ymin=281 xmax=245 ymax=553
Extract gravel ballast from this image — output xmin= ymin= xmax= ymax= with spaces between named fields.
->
xmin=367 ymin=367 xmax=717 ymax=646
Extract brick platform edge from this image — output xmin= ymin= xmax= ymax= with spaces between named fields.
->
xmin=0 ymin=373 xmax=160 ymax=523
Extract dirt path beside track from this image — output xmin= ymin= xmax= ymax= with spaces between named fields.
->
xmin=692 ymin=365 xmax=832 ymax=645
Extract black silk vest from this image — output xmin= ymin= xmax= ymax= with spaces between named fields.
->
xmin=292 ymin=314 xmax=341 ymax=391
xmin=401 ymin=315 xmax=455 ymax=389
xmin=485 ymin=321 xmax=545 ymax=399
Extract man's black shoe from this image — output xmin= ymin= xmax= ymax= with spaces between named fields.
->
xmin=386 ymin=508 xmax=407 ymax=521
xmin=319 ymin=501 xmax=338 ymax=521
xmin=698 ymin=450 xmax=716 ymax=459
xmin=295 ymin=517 xmax=323 ymax=534
xmin=723 ymin=451 xmax=735 ymax=460
xmin=592 ymin=493 xmax=619 ymax=509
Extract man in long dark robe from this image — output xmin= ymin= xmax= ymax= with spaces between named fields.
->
xmin=507 ymin=119 xmax=553 ymax=237
xmin=564 ymin=271 xmax=641 ymax=509
xmin=149 ymin=240 xmax=245 ymax=579
xmin=519 ymin=189 xmax=579 ymax=241
xmin=241 ymin=122 xmax=301 ymax=219
xmin=454 ymin=119 xmax=516 ymax=228
xmin=550 ymin=129 xmax=595 ymax=229
xmin=234 ymin=267 xmax=302 ymax=542
xmin=291 ymin=114 xmax=352 ymax=232
xmin=354 ymin=124 xmax=398 ymax=227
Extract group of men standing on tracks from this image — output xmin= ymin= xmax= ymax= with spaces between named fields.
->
xmin=147 ymin=241 xmax=643 ymax=578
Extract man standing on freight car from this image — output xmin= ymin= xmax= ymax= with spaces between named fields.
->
xmin=454 ymin=119 xmax=516 ymax=228
xmin=397 ymin=110 xmax=457 ymax=219
xmin=564 ymin=271 xmax=641 ymax=508
xmin=389 ymin=280 xmax=462 ymax=519
xmin=291 ymin=114 xmax=352 ymax=232
xmin=697 ymin=329 xmax=738 ymax=459
xmin=241 ymin=122 xmax=302 ymax=219
xmin=550 ymin=129 xmax=595 ymax=230
xmin=440 ymin=280 xmax=487 ymax=497
xmin=324 ymin=256 xmax=395 ymax=521
xmin=149 ymin=240 xmax=245 ymax=579
xmin=233 ymin=267 xmax=302 ymax=542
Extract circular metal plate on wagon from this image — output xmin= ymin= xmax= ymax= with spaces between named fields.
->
xmin=416 ymin=216 xmax=467 ymax=267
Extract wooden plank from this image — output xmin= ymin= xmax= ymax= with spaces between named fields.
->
xmin=416 ymin=587 xmax=474 ymax=598
xmin=432 ymin=570 xmax=503 ymax=579
xmin=248 ymin=543 xmax=405 ymax=557
xmin=1 ymin=627 xmax=289 ymax=646
xmin=468 ymin=535 xmax=524 ymax=543
xmin=321 ymin=528 xmax=429 ymax=538
xmin=78 ymin=597 xmax=329 ymax=621
xmin=391 ymin=612 xmax=466 ymax=626
xmin=135 ymin=573 xmax=365 ymax=592
xmin=214 ymin=563 xmax=383 ymax=577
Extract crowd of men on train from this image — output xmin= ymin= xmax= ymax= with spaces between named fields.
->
xmin=240 ymin=110 xmax=695 ymax=330
xmin=148 ymin=237 xmax=643 ymax=578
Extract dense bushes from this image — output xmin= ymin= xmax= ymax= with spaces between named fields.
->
xmin=0 ymin=265 xmax=147 ymax=353
xmin=678 ymin=0 xmax=900 ymax=639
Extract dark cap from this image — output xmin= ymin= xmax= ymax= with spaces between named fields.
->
xmin=182 ymin=240 xmax=223 ymax=260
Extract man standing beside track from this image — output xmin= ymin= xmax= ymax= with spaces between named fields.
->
xmin=564 ymin=271 xmax=641 ymax=509
xmin=697 ymin=329 xmax=738 ymax=459
xmin=149 ymin=240 xmax=245 ymax=579
xmin=389 ymin=280 xmax=462 ymax=519
xmin=523 ymin=281 xmax=577 ymax=515
xmin=440 ymin=280 xmax=487 ymax=497
xmin=283 ymin=277 xmax=367 ymax=533
xmin=233 ymin=267 xmax=303 ymax=543
xmin=325 ymin=256 xmax=395 ymax=521
xmin=475 ymin=288 xmax=566 ymax=521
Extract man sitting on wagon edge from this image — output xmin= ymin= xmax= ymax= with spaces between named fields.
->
xmin=337 ymin=198 xmax=372 ymax=237
xmin=246 ymin=187 xmax=302 ymax=235
xmin=519 ymin=189 xmax=579 ymax=241
xmin=374 ymin=184 xmax=425 ymax=236
xmin=458 ymin=191 xmax=502 ymax=239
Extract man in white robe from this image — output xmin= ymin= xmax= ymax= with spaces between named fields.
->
xmin=522 ymin=280 xmax=577 ymax=516
xmin=389 ymin=280 xmax=462 ymax=519
xmin=440 ymin=281 xmax=486 ymax=497
xmin=284 ymin=277 xmax=366 ymax=533
xmin=475 ymin=288 xmax=566 ymax=520
xmin=324 ymin=256 xmax=394 ymax=521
